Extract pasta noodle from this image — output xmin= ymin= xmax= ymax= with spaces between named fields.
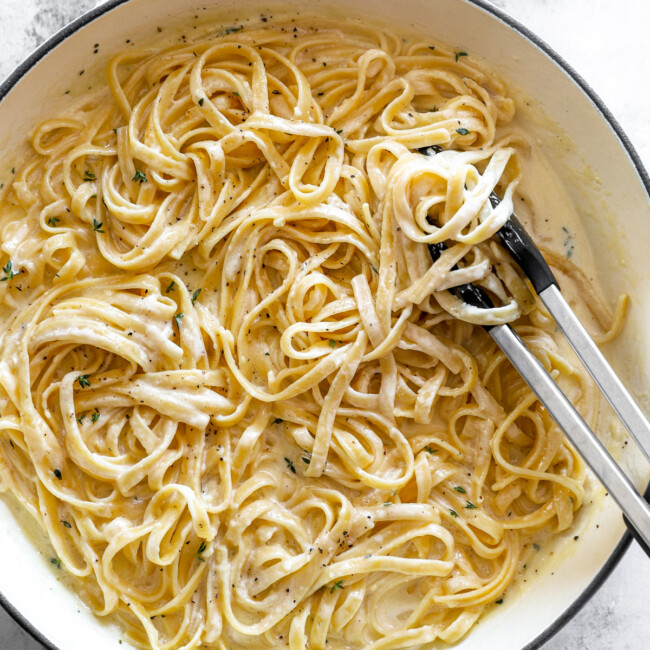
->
xmin=0 ymin=15 xmax=615 ymax=649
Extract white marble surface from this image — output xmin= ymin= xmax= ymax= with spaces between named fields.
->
xmin=0 ymin=0 xmax=649 ymax=648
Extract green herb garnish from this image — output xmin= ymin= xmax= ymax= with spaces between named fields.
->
xmin=53 ymin=469 xmax=62 ymax=480
xmin=198 ymin=97 xmax=205 ymax=106
xmin=76 ymin=375 xmax=91 ymax=389
xmin=50 ymin=557 xmax=62 ymax=569
xmin=330 ymin=579 xmax=344 ymax=593
xmin=0 ymin=260 xmax=21 ymax=282
xmin=47 ymin=216 xmax=60 ymax=227
xmin=83 ymin=170 xmax=96 ymax=182
xmin=62 ymin=520 xmax=72 ymax=528
xmin=92 ymin=219 xmax=104 ymax=233
xmin=173 ymin=313 xmax=184 ymax=330
xmin=328 ymin=339 xmax=337 ymax=348
xmin=449 ymin=509 xmax=458 ymax=518
xmin=196 ymin=540 xmax=207 ymax=562
xmin=424 ymin=446 xmax=438 ymax=454
xmin=166 ymin=280 xmax=175 ymax=293
xmin=132 ymin=170 xmax=147 ymax=184
xmin=284 ymin=457 xmax=296 ymax=474
xmin=465 ymin=501 xmax=477 ymax=509
xmin=91 ymin=411 xmax=100 ymax=423
xmin=455 ymin=51 xmax=467 ymax=62
xmin=191 ymin=288 xmax=202 ymax=304
xmin=453 ymin=486 xmax=466 ymax=494
xmin=456 ymin=127 xmax=470 ymax=135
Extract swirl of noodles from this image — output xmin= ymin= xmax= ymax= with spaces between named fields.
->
xmin=0 ymin=16 xmax=618 ymax=650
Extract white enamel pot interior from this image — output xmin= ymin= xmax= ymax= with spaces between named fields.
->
xmin=1 ymin=1 xmax=649 ymax=649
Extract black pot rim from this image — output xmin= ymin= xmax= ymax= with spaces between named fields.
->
xmin=0 ymin=1 xmax=648 ymax=649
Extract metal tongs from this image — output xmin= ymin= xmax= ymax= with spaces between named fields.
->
xmin=420 ymin=146 xmax=650 ymax=555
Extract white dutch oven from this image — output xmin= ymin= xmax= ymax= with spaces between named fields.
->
xmin=1 ymin=1 xmax=649 ymax=648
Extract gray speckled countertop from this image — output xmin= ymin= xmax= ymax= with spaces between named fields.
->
xmin=0 ymin=1 xmax=649 ymax=648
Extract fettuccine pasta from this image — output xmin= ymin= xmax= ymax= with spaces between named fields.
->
xmin=0 ymin=15 xmax=615 ymax=650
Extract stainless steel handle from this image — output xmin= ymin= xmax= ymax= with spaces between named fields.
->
xmin=490 ymin=323 xmax=650 ymax=552
xmin=540 ymin=284 xmax=650 ymax=464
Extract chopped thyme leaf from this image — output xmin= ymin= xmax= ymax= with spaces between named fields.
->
xmin=50 ymin=557 xmax=62 ymax=569
xmin=284 ymin=457 xmax=296 ymax=474
xmin=370 ymin=264 xmax=379 ymax=273
xmin=533 ymin=543 xmax=541 ymax=551
xmin=47 ymin=216 xmax=60 ymax=227
xmin=92 ymin=219 xmax=105 ymax=233
xmin=232 ymin=91 xmax=240 ymax=97
xmin=456 ymin=127 xmax=470 ymax=135
xmin=465 ymin=501 xmax=477 ymax=509
xmin=196 ymin=540 xmax=207 ymax=562
xmin=453 ymin=486 xmax=466 ymax=494
xmin=82 ymin=170 xmax=95 ymax=181
xmin=301 ymin=456 xmax=311 ymax=465
xmin=132 ymin=170 xmax=147 ymax=184
xmin=62 ymin=520 xmax=72 ymax=528
xmin=363 ymin=554 xmax=372 ymax=558
xmin=330 ymin=579 xmax=344 ymax=593
xmin=328 ymin=339 xmax=337 ymax=348
xmin=495 ymin=598 xmax=504 ymax=604
xmin=166 ymin=280 xmax=175 ymax=293
xmin=191 ymin=288 xmax=202 ymax=304
xmin=225 ymin=25 xmax=243 ymax=34
xmin=449 ymin=509 xmax=458 ymax=518
xmin=198 ymin=97 xmax=205 ymax=106
xmin=271 ymin=89 xmax=280 ymax=95
xmin=76 ymin=414 xmax=86 ymax=424
xmin=76 ymin=375 xmax=91 ymax=389
xmin=383 ymin=502 xmax=392 ymax=506
xmin=455 ymin=51 xmax=468 ymax=62
xmin=428 ymin=46 xmax=435 ymax=50
xmin=336 ymin=129 xmax=343 ymax=134
xmin=0 ymin=260 xmax=22 ymax=282
xmin=91 ymin=411 xmax=100 ymax=423
xmin=173 ymin=313 xmax=184 ymax=330
xmin=274 ymin=418 xmax=283 ymax=424
xmin=424 ymin=445 xmax=438 ymax=454
xmin=53 ymin=469 xmax=62 ymax=480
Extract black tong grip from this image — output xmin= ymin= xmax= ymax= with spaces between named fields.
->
xmin=490 ymin=194 xmax=558 ymax=294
